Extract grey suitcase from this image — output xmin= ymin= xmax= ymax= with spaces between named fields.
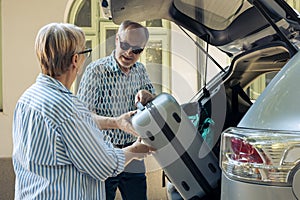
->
xmin=132 ymin=93 xmax=220 ymax=199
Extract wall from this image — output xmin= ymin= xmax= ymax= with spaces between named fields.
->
xmin=0 ymin=0 xmax=69 ymax=157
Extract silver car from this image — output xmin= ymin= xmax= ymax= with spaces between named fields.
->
xmin=102 ymin=0 xmax=300 ymax=199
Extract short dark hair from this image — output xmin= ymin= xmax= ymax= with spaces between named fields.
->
xmin=118 ymin=20 xmax=149 ymax=42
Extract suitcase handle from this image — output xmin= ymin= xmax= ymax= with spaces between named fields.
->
xmin=136 ymin=102 xmax=145 ymax=111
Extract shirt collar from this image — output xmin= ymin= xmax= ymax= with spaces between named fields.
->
xmin=36 ymin=73 xmax=72 ymax=94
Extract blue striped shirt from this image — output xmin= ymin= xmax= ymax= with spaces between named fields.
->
xmin=77 ymin=51 xmax=155 ymax=145
xmin=12 ymin=73 xmax=125 ymax=199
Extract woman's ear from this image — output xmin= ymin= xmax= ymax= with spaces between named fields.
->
xmin=72 ymin=54 xmax=79 ymax=65
xmin=70 ymin=54 xmax=80 ymax=75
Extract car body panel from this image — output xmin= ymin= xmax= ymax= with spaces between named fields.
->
xmin=239 ymin=51 xmax=300 ymax=131
xmin=221 ymin=174 xmax=297 ymax=200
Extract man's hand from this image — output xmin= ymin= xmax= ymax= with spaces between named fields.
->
xmin=135 ymin=90 xmax=155 ymax=106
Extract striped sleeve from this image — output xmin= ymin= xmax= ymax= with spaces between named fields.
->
xmin=59 ymin=112 xmax=125 ymax=180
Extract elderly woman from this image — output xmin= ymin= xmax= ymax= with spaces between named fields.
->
xmin=12 ymin=23 xmax=153 ymax=199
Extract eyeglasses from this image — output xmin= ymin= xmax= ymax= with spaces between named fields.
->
xmin=118 ymin=35 xmax=144 ymax=55
xmin=77 ymin=48 xmax=92 ymax=58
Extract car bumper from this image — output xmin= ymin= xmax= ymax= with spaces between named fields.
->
xmin=221 ymin=174 xmax=297 ymax=200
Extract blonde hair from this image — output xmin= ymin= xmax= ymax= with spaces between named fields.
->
xmin=35 ymin=23 xmax=85 ymax=77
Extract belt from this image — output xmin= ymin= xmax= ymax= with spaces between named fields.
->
xmin=114 ymin=142 xmax=134 ymax=149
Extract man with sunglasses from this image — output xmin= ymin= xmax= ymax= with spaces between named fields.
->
xmin=77 ymin=20 xmax=155 ymax=200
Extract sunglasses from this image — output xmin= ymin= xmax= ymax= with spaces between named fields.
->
xmin=118 ymin=35 xmax=144 ymax=55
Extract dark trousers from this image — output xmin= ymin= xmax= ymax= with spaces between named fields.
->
xmin=105 ymin=171 xmax=147 ymax=200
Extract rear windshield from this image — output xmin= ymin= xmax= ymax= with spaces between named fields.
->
xmin=174 ymin=0 xmax=253 ymax=30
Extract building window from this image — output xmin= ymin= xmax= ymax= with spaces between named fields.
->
xmin=66 ymin=0 xmax=99 ymax=93
xmin=146 ymin=40 xmax=163 ymax=94
xmin=74 ymin=0 xmax=91 ymax=27
xmin=286 ymin=0 xmax=300 ymax=12
xmin=246 ymin=72 xmax=277 ymax=101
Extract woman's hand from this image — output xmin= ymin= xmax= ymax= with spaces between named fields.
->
xmin=123 ymin=138 xmax=156 ymax=165
xmin=92 ymin=111 xmax=138 ymax=137
xmin=115 ymin=111 xmax=139 ymax=137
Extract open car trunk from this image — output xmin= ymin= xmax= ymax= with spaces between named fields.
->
xmin=101 ymin=0 xmax=300 ymax=199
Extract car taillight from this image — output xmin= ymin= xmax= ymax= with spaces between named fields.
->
xmin=230 ymin=137 xmax=263 ymax=163
xmin=220 ymin=127 xmax=300 ymax=186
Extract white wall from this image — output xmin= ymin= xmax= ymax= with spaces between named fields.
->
xmin=0 ymin=0 xmax=70 ymax=157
